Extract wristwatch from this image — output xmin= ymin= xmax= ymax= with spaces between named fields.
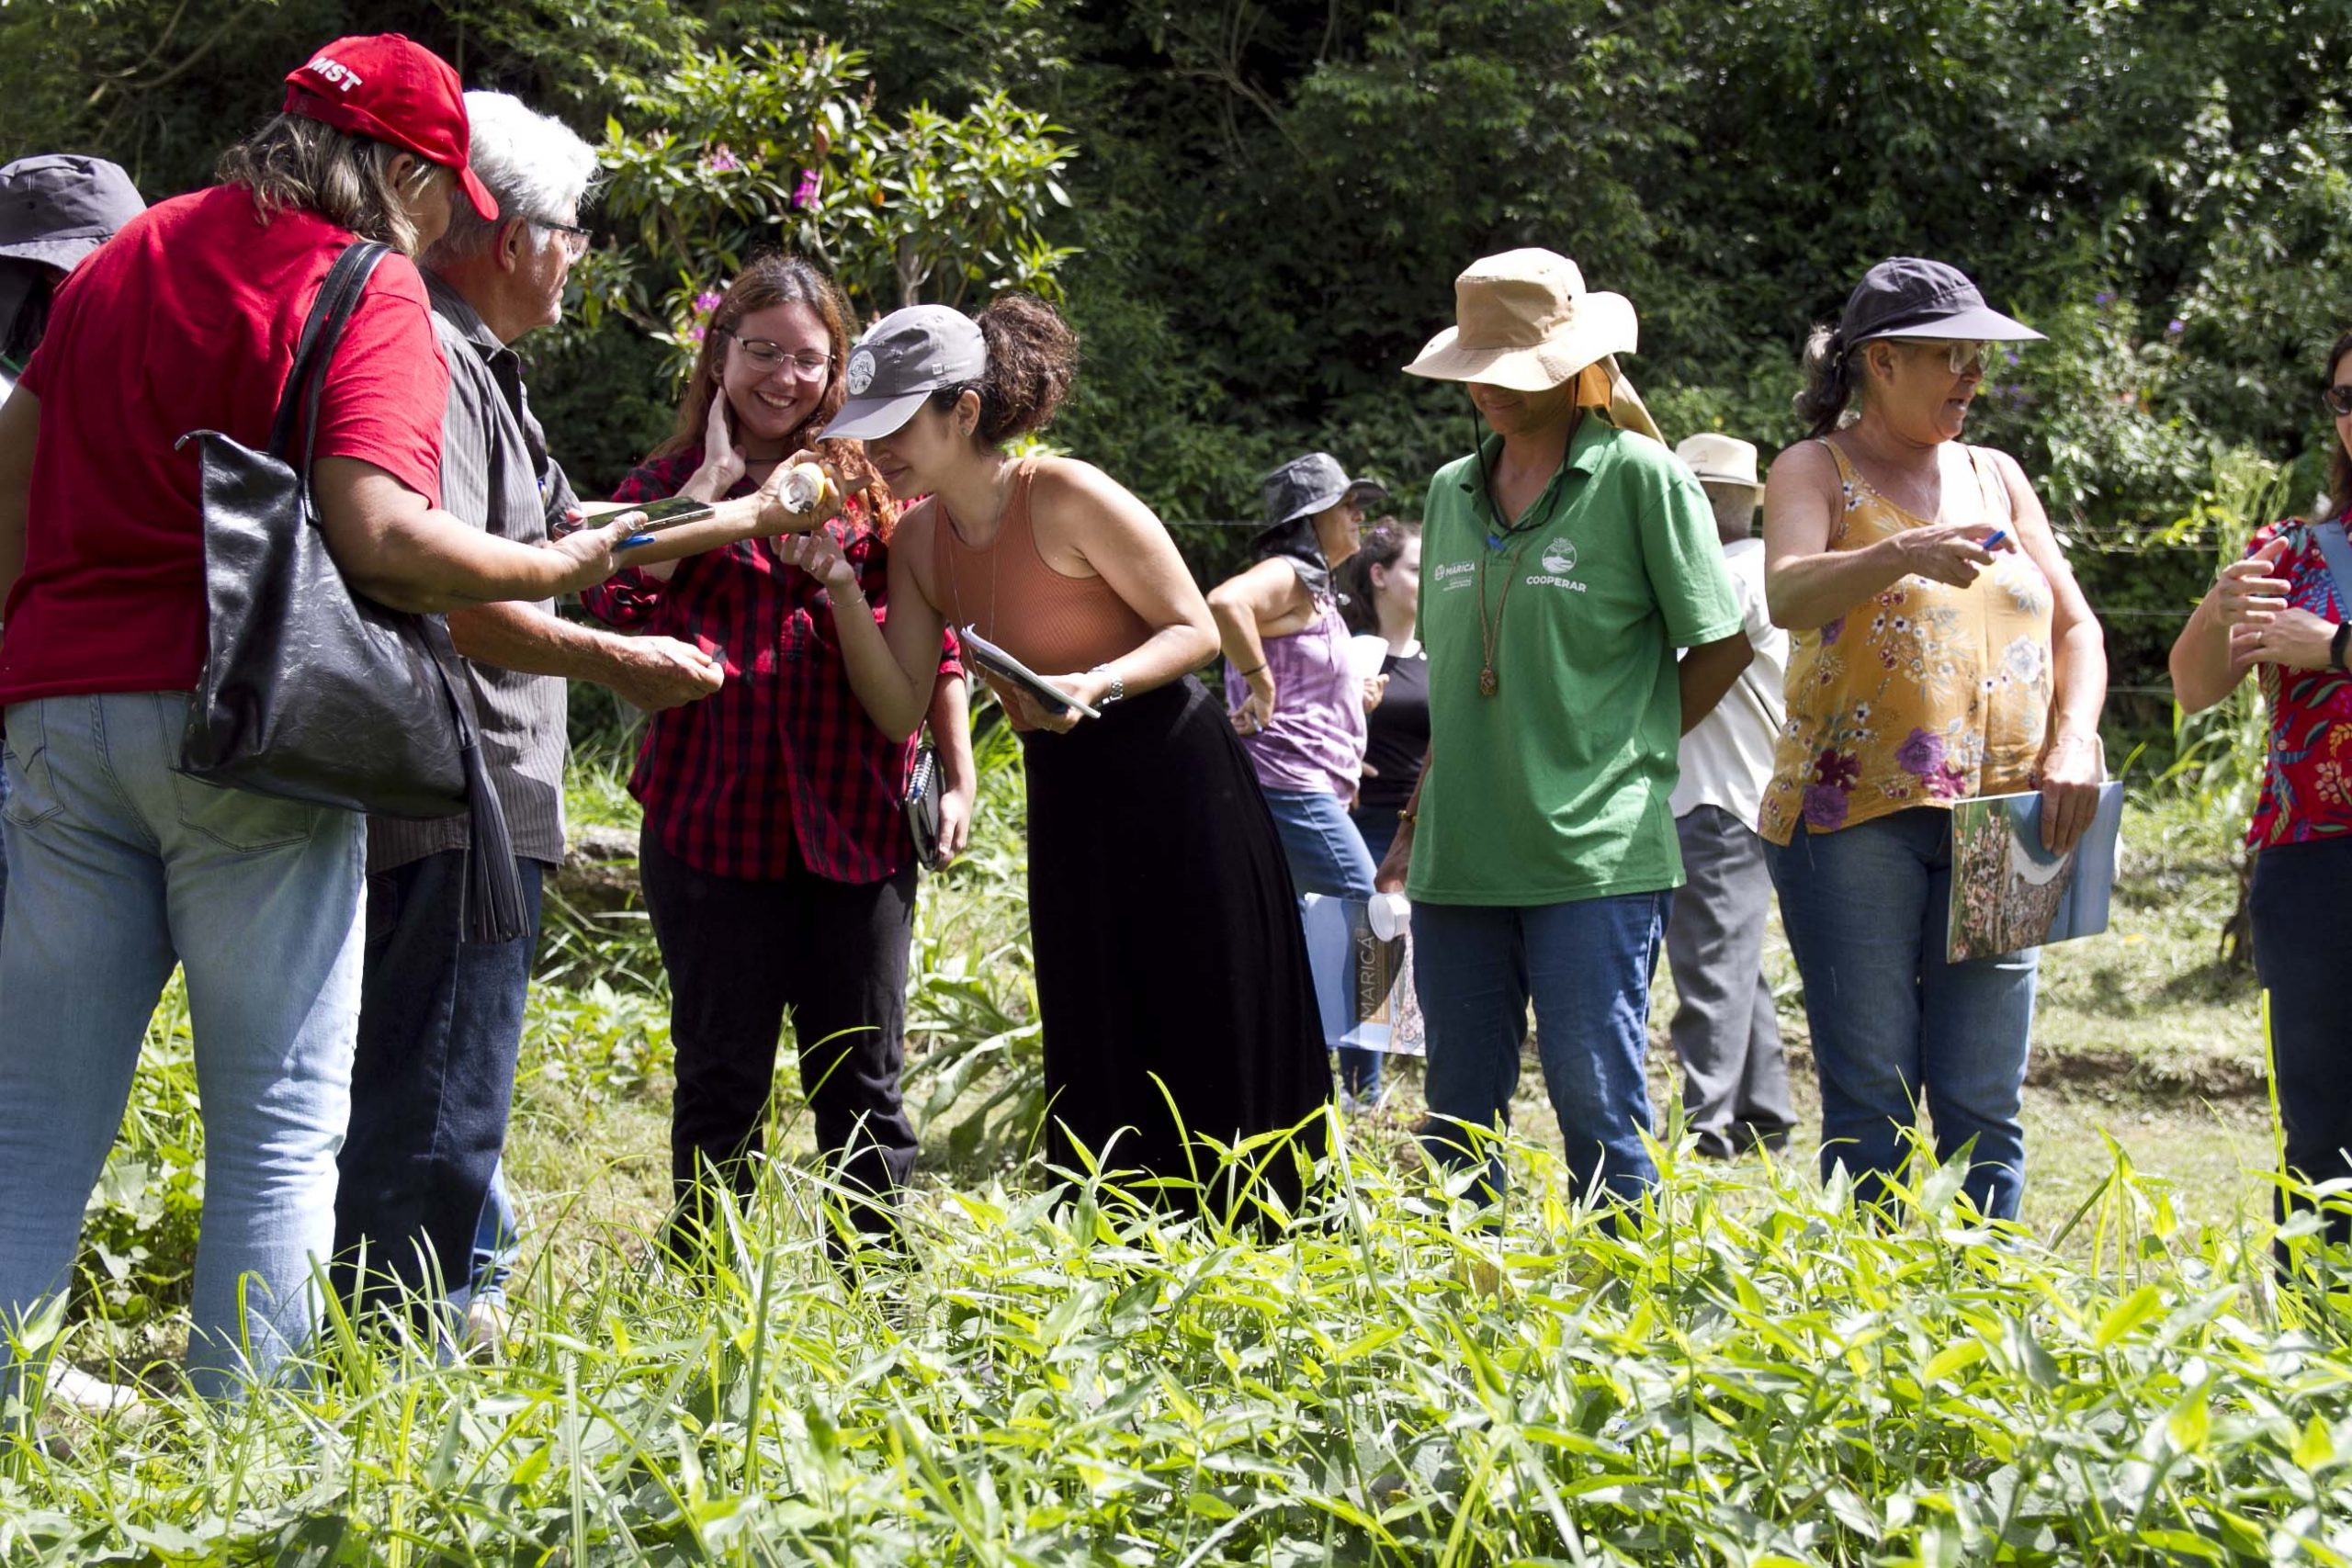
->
xmin=2332 ymin=622 xmax=2350 ymax=672
xmin=1090 ymin=663 xmax=1125 ymax=705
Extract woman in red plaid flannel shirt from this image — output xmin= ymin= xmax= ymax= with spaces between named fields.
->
xmin=583 ymin=254 xmax=973 ymax=1258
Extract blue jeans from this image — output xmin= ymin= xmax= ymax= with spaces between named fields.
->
xmin=0 ymin=749 xmax=11 ymax=938
xmin=0 ymin=693 xmax=364 ymax=1399
xmin=333 ymin=849 xmax=543 ymax=1321
xmin=1263 ymin=788 xmax=1383 ymax=1100
xmin=1412 ymin=891 xmax=1670 ymax=1205
xmin=468 ymin=1165 xmax=520 ymax=1311
xmin=1767 ymin=809 xmax=2038 ymax=1219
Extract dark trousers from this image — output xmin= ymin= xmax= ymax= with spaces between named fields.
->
xmin=333 ymin=851 xmax=544 ymax=1316
xmin=1665 ymin=806 xmax=1795 ymax=1156
xmin=2251 ymin=840 xmax=2352 ymax=1259
xmin=639 ymin=828 xmax=919 ymax=1253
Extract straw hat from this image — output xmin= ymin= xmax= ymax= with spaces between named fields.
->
xmin=1674 ymin=433 xmax=1762 ymax=497
xmin=1403 ymin=248 xmax=1660 ymax=441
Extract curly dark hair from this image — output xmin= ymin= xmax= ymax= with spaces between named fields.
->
xmin=927 ymin=293 xmax=1079 ymax=445
xmin=654 ymin=251 xmax=897 ymax=531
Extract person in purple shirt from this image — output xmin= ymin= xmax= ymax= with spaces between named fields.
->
xmin=1208 ymin=453 xmax=1391 ymax=1110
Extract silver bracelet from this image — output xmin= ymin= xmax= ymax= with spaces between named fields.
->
xmin=1090 ymin=663 xmax=1125 ymax=705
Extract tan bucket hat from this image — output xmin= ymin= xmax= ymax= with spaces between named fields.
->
xmin=1403 ymin=248 xmax=1660 ymax=441
xmin=1674 ymin=433 xmax=1762 ymax=496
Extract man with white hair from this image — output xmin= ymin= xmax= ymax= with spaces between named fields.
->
xmin=333 ymin=92 xmax=724 ymax=1336
xmin=1663 ymin=433 xmax=1796 ymax=1159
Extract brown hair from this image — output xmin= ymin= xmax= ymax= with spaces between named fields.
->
xmin=216 ymin=114 xmax=439 ymax=256
xmin=926 ymin=293 xmax=1079 ymax=445
xmin=655 ymin=252 xmax=896 ymax=531
xmin=1338 ymin=517 xmax=1419 ymax=635
xmin=1793 ymin=321 xmax=1859 ymax=439
xmin=2328 ymin=328 xmax=2352 ymax=519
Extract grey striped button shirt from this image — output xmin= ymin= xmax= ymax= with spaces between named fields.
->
xmin=367 ymin=274 xmax=574 ymax=873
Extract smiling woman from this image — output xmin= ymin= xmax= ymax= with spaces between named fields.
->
xmin=577 ymin=253 xmax=976 ymax=1263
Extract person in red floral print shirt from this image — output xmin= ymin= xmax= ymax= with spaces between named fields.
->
xmin=2172 ymin=325 xmax=2352 ymax=1262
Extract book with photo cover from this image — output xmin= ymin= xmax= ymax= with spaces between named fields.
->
xmin=958 ymin=624 xmax=1102 ymax=720
xmin=1945 ymin=781 xmax=2126 ymax=963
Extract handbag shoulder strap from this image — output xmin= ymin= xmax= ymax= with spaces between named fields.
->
xmin=265 ymin=240 xmax=392 ymax=462
xmin=2311 ymin=519 xmax=2352 ymax=607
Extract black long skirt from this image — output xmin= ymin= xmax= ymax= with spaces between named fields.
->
xmin=1022 ymin=675 xmax=1330 ymax=1206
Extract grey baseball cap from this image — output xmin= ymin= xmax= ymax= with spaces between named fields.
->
xmin=1259 ymin=452 xmax=1386 ymax=527
xmin=0 ymin=154 xmax=145 ymax=269
xmin=825 ymin=304 xmax=989 ymax=442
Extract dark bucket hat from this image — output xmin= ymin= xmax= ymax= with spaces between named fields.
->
xmin=0 ymin=154 xmax=145 ymax=270
xmin=1839 ymin=257 xmax=2044 ymax=345
xmin=826 ymin=305 xmax=989 ymax=442
xmin=1258 ymin=452 xmax=1386 ymax=529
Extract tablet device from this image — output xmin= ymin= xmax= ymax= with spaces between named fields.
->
xmin=960 ymin=625 xmax=1102 ymax=720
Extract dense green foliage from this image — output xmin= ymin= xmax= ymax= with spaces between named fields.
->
xmin=8 ymin=1 xmax=2352 ymax=727
xmin=12 ymin=1132 xmax=2352 ymax=1563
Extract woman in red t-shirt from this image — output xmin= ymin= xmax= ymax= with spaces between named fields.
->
xmin=2171 ymin=325 xmax=2352 ymax=1264
xmin=0 ymin=38 xmax=649 ymax=1405
xmin=582 ymin=254 xmax=974 ymax=1259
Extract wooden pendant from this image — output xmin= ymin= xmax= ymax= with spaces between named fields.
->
xmin=1479 ymin=666 xmax=1498 ymax=697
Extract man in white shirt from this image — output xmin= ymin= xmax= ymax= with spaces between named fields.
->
xmin=1666 ymin=434 xmax=1796 ymax=1158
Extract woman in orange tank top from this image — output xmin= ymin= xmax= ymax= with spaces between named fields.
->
xmin=780 ymin=296 xmax=1331 ymax=1209
xmin=1762 ymin=258 xmax=2107 ymax=1224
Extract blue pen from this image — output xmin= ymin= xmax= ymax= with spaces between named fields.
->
xmin=1982 ymin=527 xmax=2008 ymax=550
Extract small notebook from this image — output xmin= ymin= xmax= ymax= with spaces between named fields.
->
xmin=958 ymin=625 xmax=1102 ymax=720
xmin=1945 ymin=781 xmax=2126 ymax=963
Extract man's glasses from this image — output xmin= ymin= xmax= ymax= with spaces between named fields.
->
xmin=2323 ymin=384 xmax=2352 ymax=418
xmin=728 ymin=333 xmax=835 ymax=378
xmin=532 ymin=217 xmax=591 ymax=259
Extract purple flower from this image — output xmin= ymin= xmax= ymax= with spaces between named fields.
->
xmin=686 ymin=322 xmax=707 ymax=343
xmin=1802 ymin=784 xmax=1850 ymax=830
xmin=693 ymin=289 xmax=724 ymax=314
xmin=702 ymin=144 xmax=741 ymax=174
xmin=1894 ymin=727 xmax=1945 ymax=779
xmin=791 ymin=168 xmax=821 ymax=209
xmin=2166 ymin=318 xmax=2186 ymax=335
xmin=1821 ymin=615 xmax=1845 ymax=647
xmin=2093 ymin=290 xmax=2114 ymax=306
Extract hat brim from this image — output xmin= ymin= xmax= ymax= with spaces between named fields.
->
xmin=1864 ymin=304 xmax=2046 ymax=344
xmin=1273 ymin=476 xmax=1388 ymax=525
xmin=0 ymin=235 xmax=105 ymax=270
xmin=457 ymin=165 xmax=499 ymax=221
xmin=1401 ymin=292 xmax=1639 ymax=390
xmin=1691 ymin=470 xmax=1764 ymax=492
xmin=822 ymin=389 xmax=932 ymax=443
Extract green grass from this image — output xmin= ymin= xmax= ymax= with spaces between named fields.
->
xmin=14 ymin=783 xmax=2347 ymax=1562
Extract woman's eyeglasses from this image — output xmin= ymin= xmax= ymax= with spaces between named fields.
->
xmin=2323 ymin=384 xmax=2352 ymax=418
xmin=727 ymin=333 xmax=834 ymax=378
xmin=1916 ymin=339 xmax=1993 ymax=376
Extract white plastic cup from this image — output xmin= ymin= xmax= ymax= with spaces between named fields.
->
xmin=1367 ymin=891 xmax=1411 ymax=942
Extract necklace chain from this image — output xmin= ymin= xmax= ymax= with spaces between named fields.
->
xmin=1471 ymin=426 xmax=1576 ymax=698
xmin=944 ymin=462 xmax=1012 ymax=643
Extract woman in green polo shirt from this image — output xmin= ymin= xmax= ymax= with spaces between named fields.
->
xmin=1374 ymin=248 xmax=1753 ymax=1206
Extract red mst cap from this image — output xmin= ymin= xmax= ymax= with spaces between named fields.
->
xmin=282 ymin=35 xmax=499 ymax=220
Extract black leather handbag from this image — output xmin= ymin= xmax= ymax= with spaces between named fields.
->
xmin=177 ymin=240 xmax=524 ymax=941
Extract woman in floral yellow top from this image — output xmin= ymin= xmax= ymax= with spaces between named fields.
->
xmin=2170 ymin=326 xmax=2352 ymax=1261
xmin=1761 ymin=258 xmax=2107 ymax=1222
